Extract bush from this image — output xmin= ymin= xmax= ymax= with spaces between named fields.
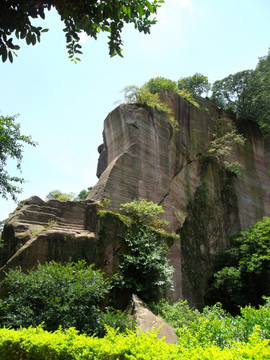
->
xmin=116 ymin=224 xmax=174 ymax=302
xmin=143 ymin=76 xmax=179 ymax=94
xmin=119 ymin=198 xmax=167 ymax=228
xmin=0 ymin=325 xmax=270 ymax=360
xmin=152 ymin=297 xmax=270 ymax=348
xmin=0 ymin=261 xmax=113 ymax=336
xmin=206 ymin=217 xmax=270 ymax=313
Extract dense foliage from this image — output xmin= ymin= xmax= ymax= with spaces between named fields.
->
xmin=119 ymin=198 xmax=167 ymax=228
xmin=211 ymin=50 xmax=270 ymax=135
xmin=0 ymin=261 xmax=131 ymax=336
xmin=99 ymin=200 xmax=174 ymax=303
xmin=45 ymin=187 xmax=92 ymax=201
xmin=177 ymin=73 xmax=211 ymax=96
xmin=122 ymin=50 xmax=269 ymax=137
xmin=206 ymin=217 xmax=270 ymax=313
xmin=1 ymin=319 xmax=270 ymax=359
xmin=0 ymin=0 xmax=164 ymax=62
xmin=117 ymin=224 xmax=174 ymax=302
xmin=152 ymin=297 xmax=270 ymax=349
xmin=0 ymin=113 xmax=36 ymax=201
xmin=123 ymin=76 xmax=199 ymax=111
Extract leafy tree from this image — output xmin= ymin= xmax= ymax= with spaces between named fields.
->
xmin=206 ymin=217 xmax=270 ymax=314
xmin=76 ymin=187 xmax=92 ymax=200
xmin=242 ymin=50 xmax=270 ymax=135
xmin=211 ymin=49 xmax=270 ymax=135
xmin=0 ymin=0 xmax=164 ymax=63
xmin=0 ymin=261 xmax=113 ymax=336
xmin=0 ymin=113 xmax=36 ymax=201
xmin=211 ymin=70 xmax=252 ymax=119
xmin=45 ymin=189 xmax=76 ymax=201
xmin=144 ymin=76 xmax=179 ymax=94
xmin=45 ymin=187 xmax=92 ymax=201
xmin=177 ymin=73 xmax=211 ymax=97
xmin=117 ymin=224 xmax=174 ymax=302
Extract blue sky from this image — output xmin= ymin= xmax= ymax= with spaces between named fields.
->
xmin=1 ymin=0 xmax=269 ymax=220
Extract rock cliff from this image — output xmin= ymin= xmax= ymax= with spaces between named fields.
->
xmin=1 ymin=92 xmax=270 ymax=307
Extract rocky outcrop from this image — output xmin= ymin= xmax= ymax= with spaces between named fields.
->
xmin=1 ymin=92 xmax=269 ymax=307
xmin=88 ymin=92 xmax=270 ymax=306
xmin=126 ymin=294 xmax=178 ymax=344
xmin=0 ymin=196 xmax=127 ymax=290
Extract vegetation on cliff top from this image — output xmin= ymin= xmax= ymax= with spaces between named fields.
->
xmin=122 ymin=49 xmax=269 ymax=137
xmin=211 ymin=49 xmax=270 ymax=136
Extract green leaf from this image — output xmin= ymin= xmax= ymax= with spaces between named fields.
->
xmin=137 ymin=5 xmax=144 ymax=18
xmin=122 ymin=5 xmax=128 ymax=15
xmin=8 ymin=51 xmax=13 ymax=63
xmin=26 ymin=32 xmax=32 ymax=45
xmin=2 ymin=48 xmax=7 ymax=62
xmin=146 ymin=1 xmax=154 ymax=12
xmin=31 ymin=34 xmax=36 ymax=45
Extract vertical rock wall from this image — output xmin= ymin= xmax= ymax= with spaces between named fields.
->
xmin=88 ymin=92 xmax=270 ymax=306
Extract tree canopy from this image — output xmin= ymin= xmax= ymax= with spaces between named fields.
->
xmin=177 ymin=73 xmax=211 ymax=96
xmin=211 ymin=49 xmax=270 ymax=135
xmin=0 ymin=113 xmax=36 ymax=201
xmin=0 ymin=0 xmax=164 ymax=63
xmin=45 ymin=187 xmax=92 ymax=201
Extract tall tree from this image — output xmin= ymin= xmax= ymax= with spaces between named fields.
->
xmin=0 ymin=114 xmax=36 ymax=201
xmin=177 ymin=73 xmax=211 ymax=97
xmin=211 ymin=49 xmax=270 ymax=135
xmin=0 ymin=0 xmax=164 ymax=63
xmin=211 ymin=70 xmax=252 ymax=119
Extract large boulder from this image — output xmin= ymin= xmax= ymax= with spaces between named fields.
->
xmin=126 ymin=294 xmax=178 ymax=344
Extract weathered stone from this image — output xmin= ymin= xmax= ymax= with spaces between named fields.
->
xmin=88 ymin=92 xmax=270 ymax=305
xmin=1 ymin=92 xmax=269 ymax=307
xmin=126 ymin=294 xmax=178 ymax=344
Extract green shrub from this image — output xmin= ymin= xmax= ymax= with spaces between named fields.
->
xmin=119 ymin=198 xmax=168 ymax=228
xmin=116 ymin=224 xmax=174 ymax=302
xmin=0 ymin=325 xmax=270 ymax=360
xmin=152 ymin=298 xmax=270 ymax=349
xmin=206 ymin=217 xmax=270 ymax=313
xmin=0 ymin=261 xmax=112 ymax=336
xmin=143 ymin=76 xmax=179 ymax=94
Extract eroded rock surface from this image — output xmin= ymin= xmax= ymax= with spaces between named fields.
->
xmin=1 ymin=92 xmax=269 ymax=306
xmin=88 ymin=92 xmax=270 ymax=305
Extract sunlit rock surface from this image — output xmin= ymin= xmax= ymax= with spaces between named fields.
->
xmin=1 ymin=92 xmax=269 ymax=306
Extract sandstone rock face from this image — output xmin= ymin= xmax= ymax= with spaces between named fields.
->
xmin=1 ymin=92 xmax=269 ymax=307
xmin=88 ymin=92 xmax=270 ymax=306
xmin=0 ymin=196 xmax=126 ymax=292
xmin=126 ymin=294 xmax=178 ymax=344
